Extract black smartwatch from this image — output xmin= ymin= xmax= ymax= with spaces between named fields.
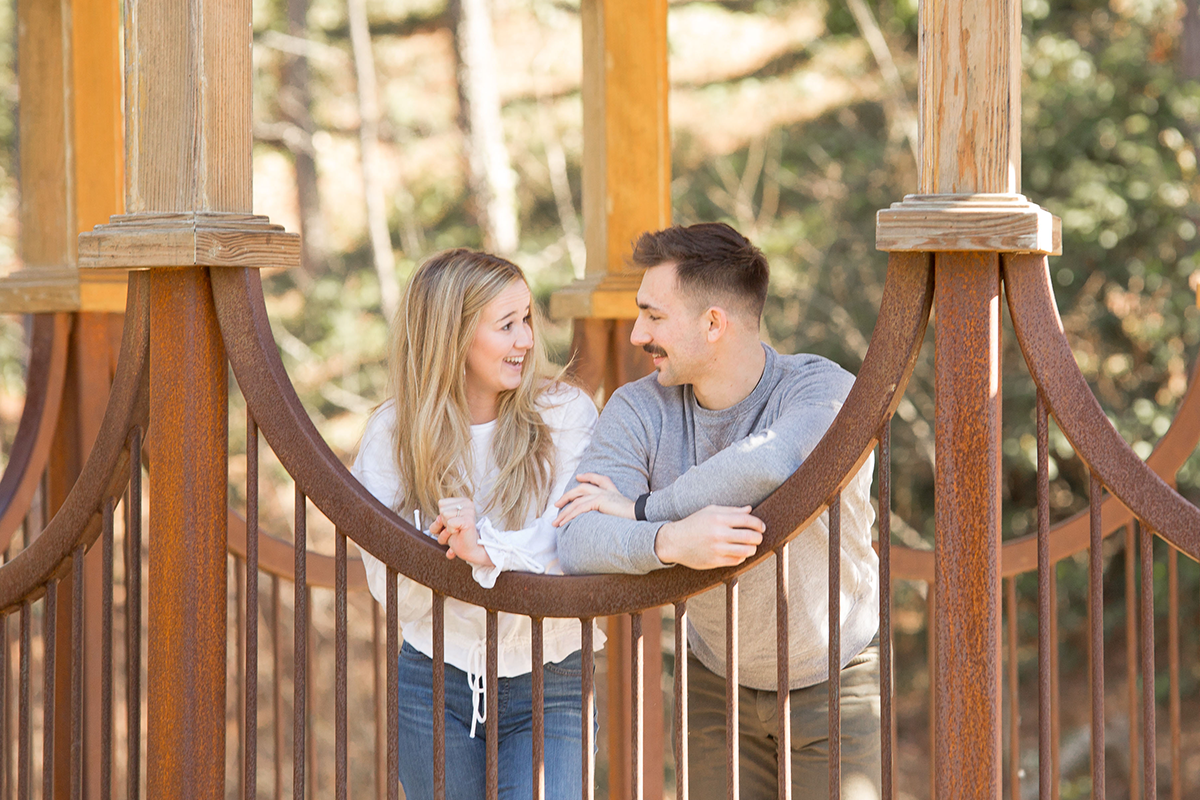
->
xmin=634 ymin=492 xmax=651 ymax=521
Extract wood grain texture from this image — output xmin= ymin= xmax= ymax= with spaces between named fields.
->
xmin=128 ymin=0 xmax=252 ymax=212
xmin=549 ymin=0 xmax=669 ymax=320
xmin=73 ymin=0 xmax=124 ymax=235
xmin=548 ymin=277 xmax=640 ymax=319
xmin=79 ymin=213 xmax=301 ymax=270
xmin=877 ymin=194 xmax=1061 ymax=254
xmin=918 ymin=0 xmax=1021 ymax=193
xmin=18 ymin=0 xmax=72 ymax=269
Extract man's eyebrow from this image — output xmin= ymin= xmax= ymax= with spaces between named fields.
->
xmin=636 ymin=299 xmax=663 ymax=312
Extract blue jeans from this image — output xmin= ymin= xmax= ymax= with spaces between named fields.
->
xmin=397 ymin=640 xmax=589 ymax=800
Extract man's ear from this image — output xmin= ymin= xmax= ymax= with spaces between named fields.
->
xmin=703 ymin=306 xmax=729 ymax=343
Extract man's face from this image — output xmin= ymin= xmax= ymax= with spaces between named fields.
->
xmin=630 ymin=262 xmax=712 ymax=387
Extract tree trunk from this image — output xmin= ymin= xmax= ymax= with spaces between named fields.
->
xmin=347 ymin=0 xmax=400 ymax=320
xmin=452 ymin=0 xmax=520 ymax=254
xmin=281 ymin=0 xmax=328 ymax=278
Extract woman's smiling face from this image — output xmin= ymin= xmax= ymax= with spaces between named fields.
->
xmin=463 ymin=279 xmax=533 ymax=422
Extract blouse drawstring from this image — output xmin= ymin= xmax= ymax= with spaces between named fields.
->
xmin=466 ymin=639 xmax=487 ymax=739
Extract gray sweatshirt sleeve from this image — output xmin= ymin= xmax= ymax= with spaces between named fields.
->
xmin=644 ymin=366 xmax=854 ymax=522
xmin=556 ymin=390 xmax=669 ymax=575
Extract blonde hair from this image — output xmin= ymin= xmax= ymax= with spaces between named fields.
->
xmin=389 ymin=249 xmax=561 ymax=529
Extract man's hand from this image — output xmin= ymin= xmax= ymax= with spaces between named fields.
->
xmin=653 ymin=505 xmax=765 ymax=570
xmin=431 ymin=497 xmax=495 ymax=568
xmin=552 ymin=473 xmax=635 ymax=527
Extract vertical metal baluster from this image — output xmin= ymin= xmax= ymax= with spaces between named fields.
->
xmin=1126 ymin=521 xmax=1141 ymax=800
xmin=433 ymin=593 xmax=446 ymax=800
xmin=674 ymin=603 xmax=688 ymax=800
xmin=236 ymin=558 xmax=245 ymax=800
xmin=1005 ymin=578 xmax=1020 ymax=800
xmin=72 ymin=545 xmax=84 ymax=800
xmin=1 ymin=599 xmax=7 ymax=800
xmin=1050 ymin=564 xmax=1060 ymax=800
xmin=776 ymin=543 xmax=790 ymax=800
xmin=827 ymin=493 xmax=841 ymax=800
xmin=17 ymin=601 xmax=29 ymax=800
xmin=926 ymin=585 xmax=936 ymax=800
xmin=44 ymin=579 xmax=58 ymax=800
xmin=878 ymin=424 xmax=893 ymax=800
xmin=1036 ymin=394 xmax=1051 ymax=800
xmin=386 ymin=567 xmax=399 ymax=800
xmin=306 ymin=587 xmax=316 ymax=799
xmin=273 ymin=575 xmax=284 ymax=800
xmin=1140 ymin=523 xmax=1156 ymax=800
xmin=581 ymin=619 xmax=594 ymax=800
xmin=373 ymin=602 xmax=385 ymax=800
xmin=294 ymin=487 xmax=307 ymax=800
xmin=631 ymin=611 xmax=644 ymax=800
xmin=726 ymin=578 xmax=738 ymax=800
xmin=1168 ymin=545 xmax=1180 ymax=800
xmin=127 ymin=427 xmax=142 ymax=800
xmin=486 ymin=611 xmax=500 ymax=800
xmin=531 ymin=617 xmax=544 ymax=800
xmin=1088 ymin=472 xmax=1105 ymax=798
xmin=335 ymin=531 xmax=348 ymax=800
xmin=102 ymin=499 xmax=115 ymax=800
xmin=246 ymin=416 xmax=259 ymax=800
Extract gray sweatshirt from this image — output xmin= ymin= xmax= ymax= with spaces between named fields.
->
xmin=558 ymin=344 xmax=878 ymax=690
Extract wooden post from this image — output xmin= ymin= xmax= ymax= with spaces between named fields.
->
xmin=77 ymin=0 xmax=297 ymax=798
xmin=548 ymin=2 xmax=667 ymax=798
xmin=874 ymin=0 xmax=1058 ymax=796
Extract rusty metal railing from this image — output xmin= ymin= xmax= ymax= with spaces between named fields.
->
xmin=1 ymin=249 xmax=1200 ymax=799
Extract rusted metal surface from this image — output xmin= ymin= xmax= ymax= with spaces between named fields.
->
xmin=878 ymin=428 xmax=892 ymax=800
xmin=1088 ymin=473 xmax=1105 ymax=799
xmin=335 ymin=530 xmax=348 ymax=800
xmin=101 ymin=498 xmax=114 ymax=800
xmin=18 ymin=601 xmax=29 ymax=800
xmin=386 ymin=567 xmax=398 ymax=800
xmin=581 ymin=619 xmax=595 ymax=800
xmin=246 ymin=416 xmax=259 ymax=800
xmin=72 ymin=545 xmax=83 ymax=800
xmin=433 ymin=593 xmax=446 ymax=800
xmin=1139 ymin=524 xmax=1156 ymax=800
xmin=0 ymin=314 xmax=71 ymax=555
xmin=775 ymin=545 xmax=790 ymax=800
xmin=0 ymin=274 xmax=148 ymax=614
xmin=827 ymin=493 xmax=841 ymax=800
xmin=43 ymin=580 xmax=57 ymax=800
xmin=631 ymin=611 xmax=644 ymax=800
xmin=725 ymin=579 xmax=738 ymax=800
xmin=126 ymin=428 xmax=141 ymax=800
xmin=145 ymin=268 xmax=228 ymax=800
xmin=1126 ymin=522 xmax=1141 ymax=800
xmin=293 ymin=486 xmax=307 ymax=800
xmin=1037 ymin=392 xmax=1052 ymax=800
xmin=1006 ymin=253 xmax=1200 ymax=556
xmin=933 ymin=251 xmax=1002 ymax=799
xmin=674 ymin=603 xmax=687 ymax=800
xmin=226 ymin=508 xmax=368 ymax=591
xmin=273 ymin=576 xmax=284 ymax=800
xmin=531 ymin=617 xmax=544 ymax=800
xmin=1168 ymin=545 xmax=1180 ymax=800
xmin=212 ymin=252 xmax=931 ymax=616
xmin=1004 ymin=578 xmax=1019 ymax=800
xmin=486 ymin=610 xmax=499 ymax=800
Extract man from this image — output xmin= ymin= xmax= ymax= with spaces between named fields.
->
xmin=554 ymin=222 xmax=880 ymax=799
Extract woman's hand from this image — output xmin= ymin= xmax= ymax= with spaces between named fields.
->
xmin=430 ymin=497 xmax=495 ymax=568
xmin=552 ymin=473 xmax=635 ymax=527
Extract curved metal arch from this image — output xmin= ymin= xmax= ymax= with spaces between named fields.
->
xmin=0 ymin=273 xmax=150 ymax=614
xmin=1005 ymin=252 xmax=1200 ymax=557
xmin=0 ymin=313 xmax=71 ymax=554
xmin=211 ymin=252 xmax=933 ymax=618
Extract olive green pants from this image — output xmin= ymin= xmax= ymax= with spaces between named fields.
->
xmin=685 ymin=644 xmax=882 ymax=800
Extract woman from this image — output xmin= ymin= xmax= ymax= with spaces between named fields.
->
xmin=353 ymin=249 xmax=604 ymax=800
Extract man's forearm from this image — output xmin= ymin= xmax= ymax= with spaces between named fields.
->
xmin=557 ymin=511 xmax=667 ymax=574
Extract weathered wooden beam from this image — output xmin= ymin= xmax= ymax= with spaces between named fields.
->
xmin=549 ymin=0 xmax=669 ymax=322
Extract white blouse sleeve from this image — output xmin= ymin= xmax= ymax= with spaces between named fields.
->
xmin=470 ymin=387 xmax=598 ymax=587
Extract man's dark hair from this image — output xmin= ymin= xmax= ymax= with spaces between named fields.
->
xmin=630 ymin=222 xmax=769 ymax=320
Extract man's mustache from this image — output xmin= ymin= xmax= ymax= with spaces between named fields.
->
xmin=643 ymin=345 xmax=667 ymax=358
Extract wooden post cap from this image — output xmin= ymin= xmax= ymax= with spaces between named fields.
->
xmin=876 ymin=194 xmax=1061 ymax=255
xmin=78 ymin=212 xmax=301 ymax=271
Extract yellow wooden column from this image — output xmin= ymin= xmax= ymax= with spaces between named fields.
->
xmin=549 ymin=2 xmax=668 ymax=799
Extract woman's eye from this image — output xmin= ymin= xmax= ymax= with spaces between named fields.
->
xmin=502 ymin=322 xmax=512 ymax=331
